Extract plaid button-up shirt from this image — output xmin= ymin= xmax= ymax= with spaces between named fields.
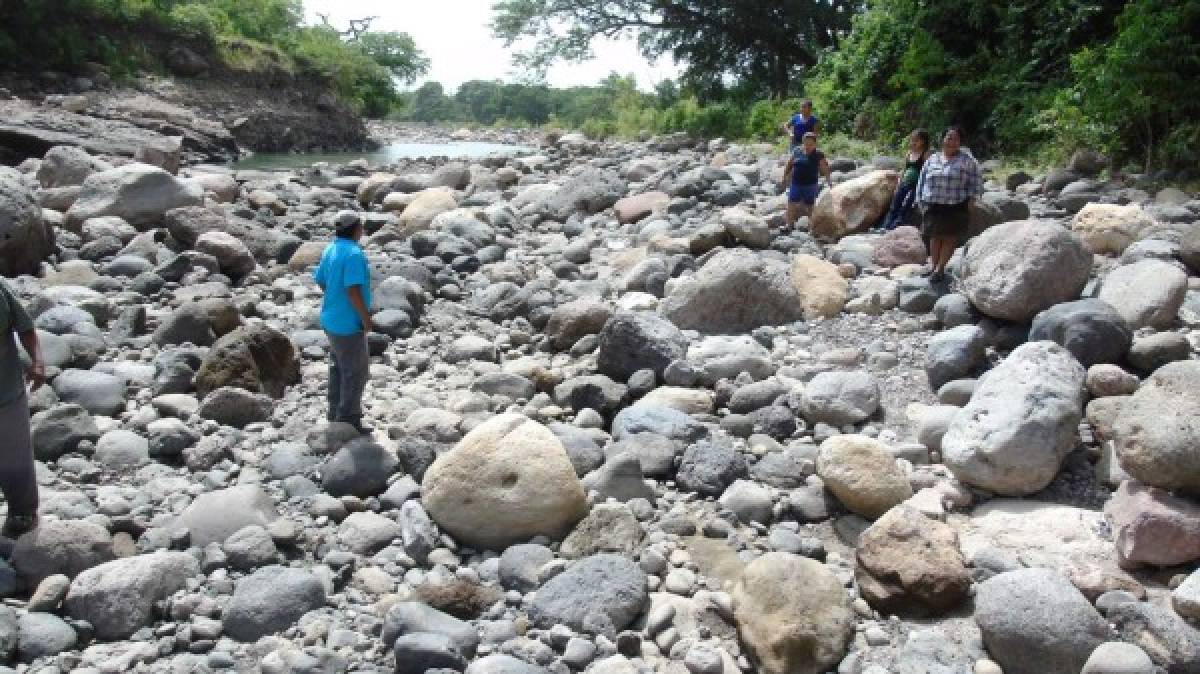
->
xmin=916 ymin=151 xmax=984 ymax=205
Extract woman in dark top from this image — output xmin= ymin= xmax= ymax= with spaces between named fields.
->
xmin=878 ymin=129 xmax=931 ymax=231
xmin=916 ymin=127 xmax=984 ymax=282
xmin=782 ymin=132 xmax=833 ymax=228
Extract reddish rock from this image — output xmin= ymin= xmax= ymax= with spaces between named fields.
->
xmin=1104 ymin=480 xmax=1200 ymax=568
xmin=873 ymin=226 xmax=927 ymax=267
xmin=614 ymin=191 xmax=668 ymax=225
xmin=855 ymin=504 xmax=971 ymax=616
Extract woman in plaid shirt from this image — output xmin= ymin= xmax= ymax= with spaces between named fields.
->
xmin=916 ymin=127 xmax=983 ymax=282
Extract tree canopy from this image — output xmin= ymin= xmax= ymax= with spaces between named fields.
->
xmin=491 ymin=0 xmax=856 ymax=99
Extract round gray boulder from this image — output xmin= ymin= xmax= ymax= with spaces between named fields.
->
xmin=942 ymin=342 xmax=1086 ymax=495
xmin=528 ymin=554 xmax=648 ymax=634
xmin=959 ymin=220 xmax=1092 ymax=322
xmin=1029 ymin=298 xmax=1132 ymax=366
xmin=974 ymin=568 xmax=1111 ymax=674
xmin=222 ymin=566 xmax=327 ymax=642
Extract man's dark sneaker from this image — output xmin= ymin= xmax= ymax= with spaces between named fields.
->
xmin=350 ymin=422 xmax=374 ymax=435
xmin=2 ymin=514 xmax=38 ymax=539
xmin=930 ymin=270 xmax=945 ymax=283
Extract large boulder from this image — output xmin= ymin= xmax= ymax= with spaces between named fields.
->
xmin=614 ymin=191 xmax=668 ymax=225
xmin=720 ymin=208 xmax=771 ymax=248
xmin=532 ymin=168 xmax=626 ymax=221
xmin=382 ymin=602 xmax=479 ymax=657
xmin=164 ymin=206 xmax=298 ymax=262
xmin=195 ymin=231 xmax=256 ymax=279
xmin=810 ymin=170 xmax=898 ymax=241
xmin=676 ymin=436 xmax=748 ymax=497
xmin=222 ymin=566 xmax=327 ymax=642
xmin=198 ymin=387 xmax=272 ymax=428
xmin=942 ymin=342 xmax=1086 ymax=495
xmin=175 ymin=485 xmax=280 ymax=547
xmin=0 ymin=167 xmax=54 ymax=276
xmin=1028 ymin=298 xmax=1133 ymax=366
xmin=377 ymin=187 xmax=458 ymax=242
xmin=596 ymin=310 xmax=687 ymax=380
xmin=194 ymin=323 xmax=299 ymax=398
xmin=925 ymin=324 xmax=987 ymax=390
xmin=63 ymin=552 xmax=198 ymax=640
xmin=528 ymin=554 xmax=648 ymax=633
xmin=816 ymin=435 xmax=912 ymax=519
xmin=546 ymin=299 xmax=612 ymax=351
xmin=855 ymin=504 xmax=971 ymax=616
xmin=11 ymin=519 xmax=114 ymax=586
xmin=959 ymin=220 xmax=1092 ymax=322
xmin=422 ymin=415 xmax=587 ymax=550
xmin=1112 ymin=361 xmax=1200 ymax=495
xmin=873 ymin=226 xmax=927 ymax=267
xmin=686 ymin=335 xmax=776 ymax=384
xmin=732 ymin=552 xmax=854 ymax=674
xmin=1097 ymin=259 xmax=1188 ymax=330
xmin=30 ymin=404 xmax=100 ymax=461
xmin=37 ymin=145 xmax=111 ymax=188
xmin=660 ymin=249 xmax=804 ymax=333
xmin=1105 ymin=480 xmax=1200 ymax=568
xmin=1108 ymin=602 xmax=1200 ymax=674
xmin=790 ymin=254 xmax=849 ymax=318
xmin=50 ymin=369 xmax=126 ymax=417
xmin=974 ymin=569 xmax=1110 ymax=674
xmin=65 ymin=163 xmax=202 ymax=230
xmin=800 ymin=370 xmax=880 ymax=425
xmin=321 ymin=438 xmax=399 ymax=497
xmin=1071 ymin=203 xmax=1157 ymax=254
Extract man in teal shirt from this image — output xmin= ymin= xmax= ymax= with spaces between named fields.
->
xmin=313 ymin=211 xmax=374 ymax=434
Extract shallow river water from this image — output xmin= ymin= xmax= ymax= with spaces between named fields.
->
xmin=231 ymin=140 xmax=533 ymax=171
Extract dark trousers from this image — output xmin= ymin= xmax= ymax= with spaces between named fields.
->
xmin=882 ymin=182 xmax=917 ymax=230
xmin=0 ymin=393 xmax=38 ymax=518
xmin=326 ymin=331 xmax=369 ymax=424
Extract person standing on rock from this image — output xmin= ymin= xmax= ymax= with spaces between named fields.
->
xmin=0 ymin=279 xmax=43 ymax=538
xmin=916 ymin=127 xmax=983 ymax=282
xmin=313 ymin=211 xmax=374 ymax=435
xmin=783 ymin=132 xmax=833 ymax=228
xmin=783 ymin=99 xmax=821 ymax=148
xmin=878 ymin=129 xmax=931 ymax=231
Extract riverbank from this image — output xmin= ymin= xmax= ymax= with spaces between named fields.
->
xmin=0 ymin=67 xmax=373 ymax=167
xmin=0 ymin=126 xmax=1198 ymax=673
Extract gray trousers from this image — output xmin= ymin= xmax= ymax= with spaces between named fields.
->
xmin=326 ymin=331 xmax=369 ymax=424
xmin=0 ymin=393 xmax=38 ymax=518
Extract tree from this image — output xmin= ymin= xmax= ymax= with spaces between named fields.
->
xmin=409 ymin=82 xmax=462 ymax=123
xmin=1057 ymin=0 xmax=1200 ymax=170
xmin=491 ymin=0 xmax=857 ymax=99
xmin=807 ymin=0 xmax=1128 ymax=152
xmin=355 ymin=30 xmax=430 ymax=84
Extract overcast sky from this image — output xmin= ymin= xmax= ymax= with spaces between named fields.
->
xmin=304 ymin=0 xmax=681 ymax=92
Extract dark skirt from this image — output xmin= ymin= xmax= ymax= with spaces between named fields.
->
xmin=922 ymin=200 xmax=970 ymax=239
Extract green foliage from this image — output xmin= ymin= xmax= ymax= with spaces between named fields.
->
xmin=167 ymin=3 xmax=231 ymax=41
xmin=0 ymin=0 xmax=428 ymax=118
xmin=804 ymin=0 xmax=1194 ymax=166
xmin=492 ymin=0 xmax=854 ymax=99
xmin=1050 ymin=0 xmax=1200 ymax=170
xmin=745 ymin=99 xmax=802 ymax=141
xmin=204 ymin=0 xmax=301 ymax=42
xmin=408 ymin=82 xmax=465 ymax=124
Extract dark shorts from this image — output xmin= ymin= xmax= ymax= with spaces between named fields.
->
xmin=789 ymin=183 xmax=821 ymax=205
xmin=922 ymin=200 xmax=970 ymax=238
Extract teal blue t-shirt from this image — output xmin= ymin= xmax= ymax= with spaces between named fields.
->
xmin=313 ymin=238 xmax=372 ymax=336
